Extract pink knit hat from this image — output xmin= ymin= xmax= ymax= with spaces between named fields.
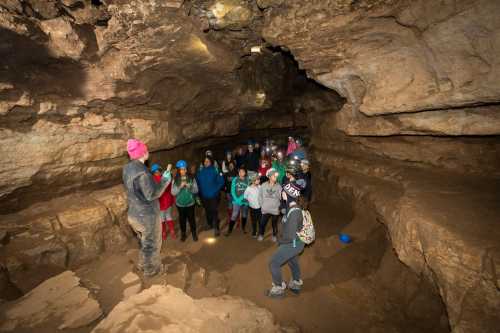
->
xmin=127 ymin=139 xmax=148 ymax=160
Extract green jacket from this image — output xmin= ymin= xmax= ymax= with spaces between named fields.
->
xmin=231 ymin=176 xmax=249 ymax=206
xmin=171 ymin=176 xmax=198 ymax=207
xmin=272 ymin=160 xmax=286 ymax=184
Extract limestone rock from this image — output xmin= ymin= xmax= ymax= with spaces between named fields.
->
xmin=39 ymin=17 xmax=87 ymax=60
xmin=0 ymin=271 xmax=102 ymax=331
xmin=91 ymin=285 xmax=281 ymax=333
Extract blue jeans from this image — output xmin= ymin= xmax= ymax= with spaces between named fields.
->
xmin=269 ymin=241 xmax=305 ymax=285
xmin=128 ymin=214 xmax=162 ymax=276
xmin=231 ymin=203 xmax=248 ymax=220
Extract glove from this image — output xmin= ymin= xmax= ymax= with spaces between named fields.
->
xmin=162 ymin=170 xmax=171 ymax=182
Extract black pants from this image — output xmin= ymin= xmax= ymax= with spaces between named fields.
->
xmin=259 ymin=213 xmax=279 ymax=236
xmin=249 ymin=207 xmax=262 ymax=236
xmin=177 ymin=205 xmax=196 ymax=237
xmin=201 ymin=196 xmax=220 ymax=231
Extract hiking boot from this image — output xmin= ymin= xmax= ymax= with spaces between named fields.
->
xmin=288 ymin=279 xmax=303 ymax=295
xmin=257 ymin=235 xmax=264 ymax=242
xmin=266 ymin=282 xmax=286 ymax=298
xmin=271 ymin=235 xmax=277 ymax=242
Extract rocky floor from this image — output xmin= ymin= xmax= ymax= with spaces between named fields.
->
xmin=1 ymin=195 xmax=450 ymax=333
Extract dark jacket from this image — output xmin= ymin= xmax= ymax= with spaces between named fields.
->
xmin=224 ymin=168 xmax=237 ymax=193
xmin=299 ymin=171 xmax=312 ymax=201
xmin=245 ymin=151 xmax=260 ymax=172
xmin=279 ymin=204 xmax=303 ymax=244
xmin=123 ymin=160 xmax=170 ymax=218
xmin=196 ymin=165 xmax=224 ymax=199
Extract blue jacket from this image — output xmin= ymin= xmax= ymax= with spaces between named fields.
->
xmin=122 ymin=160 xmax=171 ymax=218
xmin=196 ymin=165 xmax=224 ymax=199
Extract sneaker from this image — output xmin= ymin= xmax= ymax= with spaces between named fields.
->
xmin=257 ymin=235 xmax=264 ymax=242
xmin=288 ymin=279 xmax=303 ymax=294
xmin=252 ymin=233 xmax=257 ymax=239
xmin=266 ymin=282 xmax=286 ymax=298
xmin=271 ymin=235 xmax=277 ymax=242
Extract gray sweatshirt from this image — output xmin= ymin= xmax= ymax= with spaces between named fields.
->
xmin=258 ymin=181 xmax=282 ymax=215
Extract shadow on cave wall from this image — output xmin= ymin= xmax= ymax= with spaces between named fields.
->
xmin=0 ymin=27 xmax=88 ymax=128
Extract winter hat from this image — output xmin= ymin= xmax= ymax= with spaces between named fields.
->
xmin=127 ymin=139 xmax=148 ymax=160
xmin=301 ymin=159 xmax=310 ymax=166
xmin=151 ymin=164 xmax=161 ymax=173
xmin=266 ymin=168 xmax=279 ymax=179
xmin=283 ymin=182 xmax=301 ymax=199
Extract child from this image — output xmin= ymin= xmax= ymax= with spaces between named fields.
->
xmin=258 ymin=169 xmax=282 ymax=242
xmin=271 ymin=151 xmax=286 ymax=185
xmin=151 ymin=163 xmax=176 ymax=240
xmin=258 ymin=150 xmax=271 ymax=183
xmin=226 ymin=166 xmax=250 ymax=236
xmin=266 ymin=180 xmax=305 ymax=298
xmin=300 ymin=159 xmax=312 ymax=210
xmin=171 ymin=160 xmax=199 ymax=242
xmin=286 ymin=136 xmax=297 ymax=156
xmin=244 ymin=173 xmax=261 ymax=238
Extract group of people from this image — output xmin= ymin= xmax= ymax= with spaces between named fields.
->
xmin=123 ymin=136 xmax=313 ymax=298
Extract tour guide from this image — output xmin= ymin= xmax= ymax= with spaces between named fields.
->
xmin=123 ymin=139 xmax=172 ymax=277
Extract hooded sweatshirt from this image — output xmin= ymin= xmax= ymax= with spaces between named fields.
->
xmin=244 ymin=185 xmax=261 ymax=209
xmin=231 ymin=176 xmax=249 ymax=206
xmin=258 ymin=181 xmax=282 ymax=215
xmin=196 ymin=165 xmax=224 ymax=199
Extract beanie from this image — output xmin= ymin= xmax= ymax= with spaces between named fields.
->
xmin=127 ymin=139 xmax=148 ymax=160
xmin=283 ymin=182 xmax=301 ymax=199
xmin=266 ymin=168 xmax=279 ymax=179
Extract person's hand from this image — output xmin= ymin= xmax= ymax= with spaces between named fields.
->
xmin=162 ymin=170 xmax=171 ymax=181
xmin=181 ymin=181 xmax=187 ymax=188
xmin=166 ymin=164 xmax=172 ymax=172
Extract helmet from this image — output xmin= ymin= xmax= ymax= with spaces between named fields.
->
xmin=285 ymin=158 xmax=301 ymax=176
xmin=176 ymin=160 xmax=187 ymax=169
xmin=205 ymin=150 xmax=213 ymax=157
xmin=151 ymin=164 xmax=161 ymax=173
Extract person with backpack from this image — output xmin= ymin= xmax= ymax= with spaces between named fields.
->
xmin=151 ymin=163 xmax=176 ymax=240
xmin=258 ymin=169 xmax=282 ymax=242
xmin=123 ymin=139 xmax=172 ymax=277
xmin=171 ymin=160 xmax=199 ymax=242
xmin=244 ymin=172 xmax=261 ymax=238
xmin=196 ymin=156 xmax=225 ymax=237
xmin=226 ymin=166 xmax=250 ymax=236
xmin=266 ymin=178 xmax=312 ymax=298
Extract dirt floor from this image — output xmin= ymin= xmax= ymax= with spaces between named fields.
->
xmin=1 ymin=194 xmax=450 ymax=333
xmin=62 ymin=194 xmax=450 ymax=333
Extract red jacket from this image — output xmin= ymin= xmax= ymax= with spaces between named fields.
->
xmin=153 ymin=174 xmax=174 ymax=210
xmin=258 ymin=159 xmax=271 ymax=177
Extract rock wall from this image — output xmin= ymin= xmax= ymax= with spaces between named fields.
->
xmin=262 ymin=0 xmax=500 ymax=136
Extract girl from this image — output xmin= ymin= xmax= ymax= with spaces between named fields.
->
xmin=244 ymin=173 xmax=261 ymax=238
xmin=258 ymin=169 xmax=282 ymax=242
xmin=266 ymin=180 xmax=305 ymax=298
xmin=171 ymin=160 xmax=199 ymax=242
xmin=224 ymin=161 xmax=238 ymax=223
xmin=151 ymin=163 xmax=176 ymax=240
xmin=226 ymin=166 xmax=250 ymax=236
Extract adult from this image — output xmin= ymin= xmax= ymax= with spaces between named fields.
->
xmin=286 ymin=136 xmax=297 ymax=156
xmin=196 ymin=156 xmax=225 ymax=236
xmin=171 ymin=160 xmax=199 ymax=242
xmin=123 ymin=139 xmax=172 ymax=277
xmin=245 ymin=141 xmax=260 ymax=172
xmin=221 ymin=149 xmax=235 ymax=174
xmin=291 ymin=138 xmax=308 ymax=160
